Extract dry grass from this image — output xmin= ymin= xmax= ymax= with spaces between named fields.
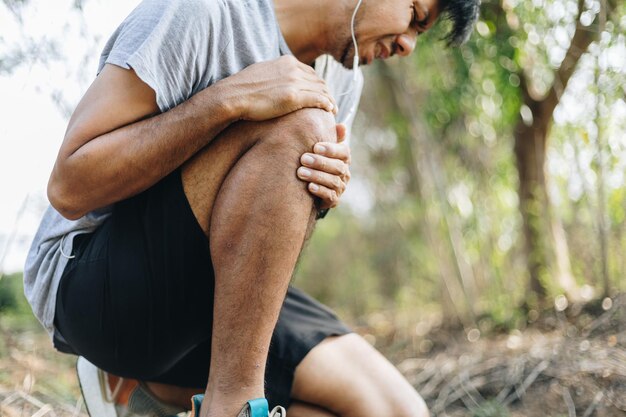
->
xmin=0 ymin=295 xmax=624 ymax=417
xmin=395 ymin=295 xmax=626 ymax=416
xmin=0 ymin=321 xmax=86 ymax=417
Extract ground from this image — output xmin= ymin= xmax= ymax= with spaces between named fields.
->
xmin=1 ymin=294 xmax=624 ymax=417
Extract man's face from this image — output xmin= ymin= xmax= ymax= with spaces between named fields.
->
xmin=335 ymin=0 xmax=441 ymax=69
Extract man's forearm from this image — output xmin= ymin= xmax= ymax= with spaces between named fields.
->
xmin=49 ymin=57 xmax=343 ymax=220
xmin=49 ymin=79 xmax=238 ymax=220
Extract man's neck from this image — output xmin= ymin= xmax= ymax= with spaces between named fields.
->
xmin=273 ymin=0 xmax=349 ymax=64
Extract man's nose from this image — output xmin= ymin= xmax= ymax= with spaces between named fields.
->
xmin=394 ymin=33 xmax=417 ymax=57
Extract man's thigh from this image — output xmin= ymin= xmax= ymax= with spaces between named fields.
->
xmin=53 ymin=168 xmax=216 ymax=380
xmin=291 ymin=334 xmax=429 ymax=417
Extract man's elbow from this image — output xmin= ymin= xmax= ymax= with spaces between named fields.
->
xmin=47 ymin=172 xmax=87 ymax=220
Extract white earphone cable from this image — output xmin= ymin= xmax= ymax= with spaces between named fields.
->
xmin=338 ymin=0 xmax=363 ymax=98
xmin=350 ymin=0 xmax=363 ymax=72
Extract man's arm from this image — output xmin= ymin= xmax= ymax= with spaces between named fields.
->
xmin=49 ymin=56 xmax=338 ymax=220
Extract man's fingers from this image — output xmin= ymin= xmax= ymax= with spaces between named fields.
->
xmin=336 ymin=124 xmax=347 ymax=142
xmin=293 ymin=92 xmax=336 ymax=114
xmin=298 ymin=72 xmax=337 ymax=110
xmin=297 ymin=167 xmax=346 ymax=194
xmin=296 ymin=59 xmax=320 ymax=76
xmin=300 ymin=153 xmax=348 ymax=176
xmin=312 ymin=141 xmax=351 ymax=163
xmin=308 ymin=183 xmax=339 ymax=209
xmin=297 ymin=85 xmax=337 ymax=114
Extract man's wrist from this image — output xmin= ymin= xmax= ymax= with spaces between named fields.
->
xmin=210 ymin=79 xmax=244 ymax=123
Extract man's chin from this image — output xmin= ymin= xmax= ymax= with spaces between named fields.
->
xmin=337 ymin=54 xmax=361 ymax=70
xmin=336 ymin=44 xmax=358 ymax=70
xmin=342 ymin=58 xmax=355 ymax=70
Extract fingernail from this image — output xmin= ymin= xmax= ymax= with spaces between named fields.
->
xmin=298 ymin=168 xmax=312 ymax=178
xmin=310 ymin=183 xmax=319 ymax=191
xmin=315 ymin=144 xmax=327 ymax=153
xmin=302 ymin=154 xmax=315 ymax=165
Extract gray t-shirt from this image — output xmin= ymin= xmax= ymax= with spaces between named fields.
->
xmin=24 ymin=0 xmax=363 ymax=338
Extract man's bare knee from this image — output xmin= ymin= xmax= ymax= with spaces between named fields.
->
xmin=258 ymin=108 xmax=337 ymax=154
xmin=180 ymin=108 xmax=336 ymax=236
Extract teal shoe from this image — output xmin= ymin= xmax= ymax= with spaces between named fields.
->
xmin=190 ymin=395 xmax=286 ymax=417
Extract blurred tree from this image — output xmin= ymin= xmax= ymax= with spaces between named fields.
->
xmin=0 ymin=0 xmax=60 ymax=75
xmin=328 ymin=0 xmax=625 ymax=326
xmin=495 ymin=0 xmax=619 ymax=303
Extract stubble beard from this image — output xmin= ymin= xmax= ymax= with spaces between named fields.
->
xmin=329 ymin=18 xmax=360 ymax=69
xmin=339 ymin=40 xmax=357 ymax=69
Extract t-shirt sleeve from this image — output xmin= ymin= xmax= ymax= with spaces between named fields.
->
xmin=98 ymin=0 xmax=226 ymax=112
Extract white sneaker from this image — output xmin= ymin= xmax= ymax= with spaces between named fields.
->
xmin=76 ymin=357 xmax=184 ymax=417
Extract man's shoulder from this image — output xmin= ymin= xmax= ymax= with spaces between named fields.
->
xmin=152 ymin=0 xmax=218 ymax=21
xmin=155 ymin=0 xmax=270 ymax=20
xmin=129 ymin=0 xmax=224 ymax=28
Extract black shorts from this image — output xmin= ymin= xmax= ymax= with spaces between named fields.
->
xmin=53 ymin=169 xmax=350 ymax=408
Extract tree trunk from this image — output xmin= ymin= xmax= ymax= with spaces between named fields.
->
xmin=512 ymin=0 xmax=606 ymax=304
xmin=514 ymin=85 xmax=581 ymax=304
xmin=514 ymin=111 xmax=549 ymax=300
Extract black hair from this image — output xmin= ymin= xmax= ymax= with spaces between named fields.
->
xmin=438 ymin=0 xmax=480 ymax=46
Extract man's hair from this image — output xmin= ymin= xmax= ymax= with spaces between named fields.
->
xmin=439 ymin=0 xmax=480 ymax=46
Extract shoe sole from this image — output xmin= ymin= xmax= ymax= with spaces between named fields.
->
xmin=76 ymin=357 xmax=118 ymax=417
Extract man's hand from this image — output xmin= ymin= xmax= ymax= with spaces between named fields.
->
xmin=217 ymin=55 xmax=338 ymax=121
xmin=297 ymin=124 xmax=351 ymax=209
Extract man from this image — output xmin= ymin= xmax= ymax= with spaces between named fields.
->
xmin=24 ymin=0 xmax=479 ymax=416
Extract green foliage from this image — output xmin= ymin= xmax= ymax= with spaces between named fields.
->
xmin=298 ymin=0 xmax=626 ymax=327
xmin=0 ymin=273 xmax=31 ymax=316
xmin=0 ymin=273 xmax=39 ymax=334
